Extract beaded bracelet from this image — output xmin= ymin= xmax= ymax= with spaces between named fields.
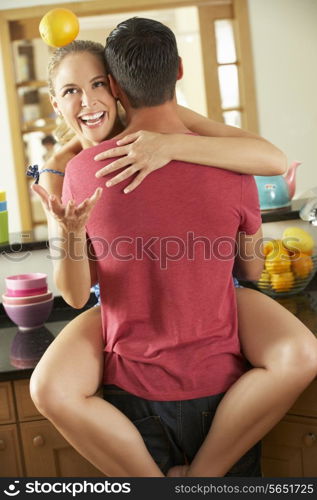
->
xmin=26 ymin=164 xmax=65 ymax=184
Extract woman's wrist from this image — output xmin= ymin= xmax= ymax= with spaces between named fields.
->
xmin=161 ymin=133 xmax=182 ymax=162
xmin=57 ymin=224 xmax=86 ymax=239
xmin=50 ymin=152 xmax=67 ymax=172
xmin=165 ymin=133 xmax=190 ymax=162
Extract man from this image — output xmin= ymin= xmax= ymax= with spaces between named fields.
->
xmin=62 ymin=17 xmax=263 ymax=476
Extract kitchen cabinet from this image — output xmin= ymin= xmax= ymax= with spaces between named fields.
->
xmin=262 ymin=379 xmax=317 ymax=477
xmin=20 ymin=419 xmax=104 ymax=477
xmin=0 ymin=381 xmax=24 ymax=476
xmin=0 ymin=379 xmax=105 ymax=477
xmin=0 ymin=424 xmax=24 ymax=476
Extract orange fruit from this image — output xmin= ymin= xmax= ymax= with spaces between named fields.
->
xmin=265 ymin=259 xmax=291 ymax=274
xmin=257 ymin=270 xmax=271 ymax=290
xmin=271 ymin=272 xmax=294 ymax=292
xmin=291 ymin=252 xmax=313 ymax=279
xmin=264 ymin=239 xmax=291 ymax=274
xmin=263 ymin=241 xmax=274 ymax=256
xmin=39 ymin=8 xmax=79 ymax=48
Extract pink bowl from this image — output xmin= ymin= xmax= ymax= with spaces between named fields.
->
xmin=5 ymin=273 xmax=47 ymax=291
xmin=2 ymin=291 xmax=52 ymax=306
xmin=3 ymin=298 xmax=53 ymax=328
xmin=6 ymin=286 xmax=48 ymax=297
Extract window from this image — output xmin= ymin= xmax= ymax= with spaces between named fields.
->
xmin=198 ymin=0 xmax=258 ymax=132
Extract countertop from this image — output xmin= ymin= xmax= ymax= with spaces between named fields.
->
xmin=0 ymin=295 xmax=96 ymax=382
xmin=1 ymin=282 xmax=317 ymax=383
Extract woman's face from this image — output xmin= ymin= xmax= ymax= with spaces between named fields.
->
xmin=50 ymin=52 xmax=117 ymax=146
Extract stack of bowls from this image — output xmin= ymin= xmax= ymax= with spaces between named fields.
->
xmin=2 ymin=273 xmax=53 ymax=329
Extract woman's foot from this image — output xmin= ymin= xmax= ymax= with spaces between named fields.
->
xmin=167 ymin=465 xmax=190 ymax=477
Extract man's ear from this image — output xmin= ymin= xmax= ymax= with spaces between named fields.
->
xmin=177 ymin=57 xmax=184 ymax=81
xmin=108 ymin=74 xmax=120 ymax=99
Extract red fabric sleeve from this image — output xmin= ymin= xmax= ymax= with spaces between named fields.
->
xmin=239 ymin=175 xmax=262 ymax=235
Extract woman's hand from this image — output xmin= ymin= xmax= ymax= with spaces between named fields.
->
xmin=32 ymin=184 xmax=102 ymax=233
xmin=94 ymin=130 xmax=173 ymax=193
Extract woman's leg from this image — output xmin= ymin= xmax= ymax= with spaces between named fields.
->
xmin=169 ymin=288 xmax=317 ymax=477
xmin=30 ymin=306 xmax=164 ymax=477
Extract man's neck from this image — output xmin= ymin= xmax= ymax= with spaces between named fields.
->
xmin=116 ymin=100 xmax=190 ymax=138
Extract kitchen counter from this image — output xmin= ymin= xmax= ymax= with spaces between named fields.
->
xmin=0 ymin=295 xmax=96 ymax=382
xmin=1 ymin=285 xmax=317 ymax=382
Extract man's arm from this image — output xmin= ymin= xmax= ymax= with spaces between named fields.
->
xmin=233 ymin=226 xmax=264 ymax=282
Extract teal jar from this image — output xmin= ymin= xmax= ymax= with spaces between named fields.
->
xmin=254 ymin=175 xmax=291 ymax=210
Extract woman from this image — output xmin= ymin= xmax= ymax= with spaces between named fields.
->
xmin=30 ymin=40 xmax=317 ymax=477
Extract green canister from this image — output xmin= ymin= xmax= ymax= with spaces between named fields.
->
xmin=0 ymin=191 xmax=9 ymax=244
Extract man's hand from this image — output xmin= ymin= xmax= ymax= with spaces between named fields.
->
xmin=94 ymin=130 xmax=172 ymax=193
xmin=32 ymin=184 xmax=102 ymax=234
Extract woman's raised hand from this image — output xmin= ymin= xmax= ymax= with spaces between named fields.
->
xmin=32 ymin=184 xmax=102 ymax=233
xmin=94 ymin=130 xmax=173 ymax=193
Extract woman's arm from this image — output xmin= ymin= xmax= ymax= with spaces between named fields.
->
xmin=33 ymin=184 xmax=101 ymax=308
xmin=38 ymin=135 xmax=81 ymax=198
xmin=37 ymin=137 xmax=87 ymax=305
xmin=175 ymin=105 xmax=287 ymax=175
xmin=93 ymin=107 xmax=287 ymax=192
xmin=52 ymin=224 xmax=92 ymax=309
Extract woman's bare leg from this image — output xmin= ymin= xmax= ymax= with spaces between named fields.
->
xmin=30 ymin=306 xmax=164 ymax=477
xmin=169 ymin=288 xmax=317 ymax=477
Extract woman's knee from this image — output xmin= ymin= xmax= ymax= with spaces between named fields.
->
xmin=30 ymin=366 xmax=75 ymax=419
xmin=273 ymin=331 xmax=317 ymax=381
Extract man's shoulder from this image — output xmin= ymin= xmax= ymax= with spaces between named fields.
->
xmin=67 ymin=138 xmax=118 ymax=170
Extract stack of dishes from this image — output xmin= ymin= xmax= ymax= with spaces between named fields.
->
xmin=2 ymin=273 xmax=53 ymax=329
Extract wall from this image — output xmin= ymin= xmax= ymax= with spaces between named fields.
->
xmin=248 ymin=0 xmax=317 ymax=199
xmin=0 ymin=248 xmax=59 ymax=297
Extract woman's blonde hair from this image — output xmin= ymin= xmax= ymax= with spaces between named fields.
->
xmin=48 ymin=40 xmax=107 ymax=143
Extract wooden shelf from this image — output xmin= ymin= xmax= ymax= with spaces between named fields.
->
xmin=16 ymin=80 xmax=47 ymax=89
xmin=21 ymin=117 xmax=56 ymax=134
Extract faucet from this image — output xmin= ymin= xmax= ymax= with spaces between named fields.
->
xmin=299 ymin=190 xmax=317 ymax=226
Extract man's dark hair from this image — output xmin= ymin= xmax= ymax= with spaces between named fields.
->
xmin=105 ymin=17 xmax=179 ymax=108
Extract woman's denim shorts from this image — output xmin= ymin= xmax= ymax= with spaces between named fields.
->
xmin=103 ymin=384 xmax=261 ymax=476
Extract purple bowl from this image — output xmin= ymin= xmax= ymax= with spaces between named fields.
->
xmin=3 ymin=298 xmax=53 ymax=328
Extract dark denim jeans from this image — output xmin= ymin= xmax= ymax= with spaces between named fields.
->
xmin=103 ymin=384 xmax=262 ymax=476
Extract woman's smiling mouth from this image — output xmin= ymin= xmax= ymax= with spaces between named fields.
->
xmin=79 ymin=111 xmax=106 ymax=128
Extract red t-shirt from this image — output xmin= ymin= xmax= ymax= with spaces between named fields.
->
xmin=62 ymin=137 xmax=261 ymax=401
